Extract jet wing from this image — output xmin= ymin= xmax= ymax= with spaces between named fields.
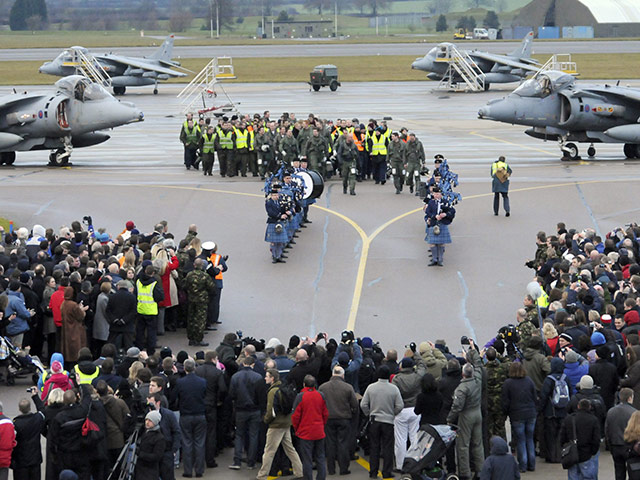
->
xmin=470 ymin=51 xmax=541 ymax=73
xmin=578 ymin=85 xmax=640 ymax=105
xmin=95 ymin=54 xmax=187 ymax=77
xmin=0 ymin=93 xmax=48 ymax=113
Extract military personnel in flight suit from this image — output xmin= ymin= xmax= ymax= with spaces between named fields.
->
xmin=185 ymin=257 xmax=216 ymax=346
xmin=199 ymin=126 xmax=217 ymax=176
xmin=387 ymin=132 xmax=406 ymax=194
xmin=405 ymin=133 xmax=426 ymax=195
xmin=215 ymin=120 xmax=235 ymax=177
xmin=337 ymin=133 xmax=359 ymax=196
xmin=484 ymin=347 xmax=509 ymax=440
xmin=302 ymin=127 xmax=329 ymax=175
xmin=180 ymin=119 xmax=201 ymax=170
xmin=278 ymin=129 xmax=299 ymax=167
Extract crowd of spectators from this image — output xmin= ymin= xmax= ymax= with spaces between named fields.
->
xmin=4 ymin=219 xmax=640 ymax=480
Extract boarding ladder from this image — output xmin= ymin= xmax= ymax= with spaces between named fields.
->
xmin=68 ymin=47 xmax=111 ymax=87
xmin=433 ymin=44 xmax=485 ymax=92
xmin=177 ymin=57 xmax=236 ymax=115
xmin=536 ymin=54 xmax=579 ymax=76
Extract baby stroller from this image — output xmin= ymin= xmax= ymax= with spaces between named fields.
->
xmin=401 ymin=424 xmax=458 ymax=480
xmin=0 ymin=336 xmax=45 ymax=385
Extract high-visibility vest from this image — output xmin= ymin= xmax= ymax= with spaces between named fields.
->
xmin=73 ymin=364 xmax=100 ymax=385
xmin=209 ymin=253 xmax=224 ymax=280
xmin=218 ymin=131 xmax=234 ymax=149
xmin=184 ymin=121 xmax=201 ymax=133
xmin=137 ymin=280 xmax=158 ymax=315
xmin=537 ymin=289 xmax=549 ymax=308
xmin=353 ymin=133 xmax=364 ymax=152
xmin=202 ymin=133 xmax=216 ymax=153
xmin=492 ymin=160 xmax=509 ymax=175
xmin=184 ymin=126 xmax=199 ymax=144
xmin=331 ymin=127 xmax=342 ymax=142
xmin=235 ymin=128 xmax=248 ymax=149
xmin=39 ymin=368 xmax=69 ymax=391
xmin=371 ymin=135 xmax=387 ymax=156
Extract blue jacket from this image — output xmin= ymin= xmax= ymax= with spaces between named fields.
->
xmin=5 ymin=290 xmax=31 ymax=335
xmin=564 ymin=360 xmax=589 ymax=395
xmin=275 ymin=355 xmax=295 ymax=381
xmin=229 ymin=366 xmax=265 ymax=412
xmin=159 ymin=407 xmax=181 ymax=453
xmin=171 ymin=373 xmax=206 ymax=416
xmin=424 ymin=199 xmax=454 ymax=226
xmin=331 ymin=344 xmax=363 ymax=393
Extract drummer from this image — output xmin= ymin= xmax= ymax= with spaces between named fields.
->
xmin=298 ymin=157 xmax=314 ymax=224
xmin=265 ymin=183 xmax=289 ymax=263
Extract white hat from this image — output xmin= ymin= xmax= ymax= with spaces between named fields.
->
xmin=202 ymin=241 xmax=216 ymax=251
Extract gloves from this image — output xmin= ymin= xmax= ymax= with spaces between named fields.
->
xmin=282 ymin=150 xmax=287 ymax=156
xmin=261 ymin=144 xmax=268 ymax=152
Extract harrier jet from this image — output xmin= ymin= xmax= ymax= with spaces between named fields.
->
xmin=478 ymin=70 xmax=640 ymax=160
xmin=39 ymin=35 xmax=188 ymax=95
xmin=411 ymin=32 xmax=540 ymax=90
xmin=0 ymin=76 xmax=143 ymax=166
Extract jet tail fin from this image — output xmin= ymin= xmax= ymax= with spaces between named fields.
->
xmin=509 ymin=31 xmax=534 ymax=59
xmin=150 ymin=35 xmax=174 ymax=61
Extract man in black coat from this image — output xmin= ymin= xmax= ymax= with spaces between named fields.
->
xmin=589 ymin=345 xmax=620 ymax=411
xmin=11 ymin=390 xmax=45 ymax=480
xmin=147 ymin=393 xmax=180 ymax=480
xmin=288 ymin=347 xmax=322 ymax=392
xmin=605 ymin=387 xmax=636 ymax=480
xmin=195 ymin=350 xmax=227 ymax=468
xmin=560 ymin=399 xmax=600 ymax=478
xmin=438 ymin=358 xmax=462 ymax=474
xmin=105 ymin=280 xmax=137 ymax=352
xmin=135 ymin=410 xmax=166 ymax=480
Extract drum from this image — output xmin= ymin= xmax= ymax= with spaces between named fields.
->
xmin=295 ymin=170 xmax=324 ymax=200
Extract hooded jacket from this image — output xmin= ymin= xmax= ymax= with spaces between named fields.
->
xmin=539 ymin=357 xmax=569 ymax=418
xmin=563 ymin=358 xmax=589 ymax=395
xmin=418 ymin=342 xmax=447 ymax=381
xmin=5 ymin=289 xmax=31 ymax=335
xmin=522 ymin=347 xmax=551 ymax=391
xmin=0 ymin=412 xmax=16 ymax=468
xmin=479 ymin=436 xmax=520 ymax=480
xmin=392 ymin=354 xmax=427 ymax=408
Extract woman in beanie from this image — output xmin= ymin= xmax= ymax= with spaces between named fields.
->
xmin=135 ymin=410 xmax=166 ymax=480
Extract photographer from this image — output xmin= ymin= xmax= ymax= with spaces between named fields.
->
xmin=331 ymin=331 xmax=362 ymax=393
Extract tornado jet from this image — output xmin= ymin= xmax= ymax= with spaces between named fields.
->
xmin=411 ymin=32 xmax=540 ymax=90
xmin=0 ymin=75 xmax=143 ymax=166
xmin=478 ymin=70 xmax=640 ymax=160
xmin=39 ymin=35 xmax=188 ymax=95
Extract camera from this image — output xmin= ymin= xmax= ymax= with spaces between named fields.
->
xmin=341 ymin=330 xmax=355 ymax=344
xmin=460 ymin=336 xmax=470 ymax=345
xmin=82 ymin=215 xmax=93 ymax=226
xmin=404 ymin=342 xmax=417 ymax=353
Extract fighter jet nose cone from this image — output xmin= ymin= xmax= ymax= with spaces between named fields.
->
xmin=478 ymin=107 xmax=488 ymax=119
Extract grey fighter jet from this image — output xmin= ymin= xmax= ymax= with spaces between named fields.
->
xmin=39 ymin=35 xmax=187 ymax=95
xmin=411 ymin=32 xmax=540 ymax=90
xmin=0 ymin=75 xmax=143 ymax=166
xmin=478 ymin=70 xmax=640 ymax=160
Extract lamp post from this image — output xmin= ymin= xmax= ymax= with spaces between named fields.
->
xmin=334 ymin=0 xmax=337 ymax=37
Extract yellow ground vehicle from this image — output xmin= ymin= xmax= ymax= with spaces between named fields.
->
xmin=453 ymin=28 xmax=467 ymax=40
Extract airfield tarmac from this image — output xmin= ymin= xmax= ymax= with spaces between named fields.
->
xmin=0 ymin=80 xmax=635 ymax=479
xmin=1 ymin=39 xmax=639 ymax=61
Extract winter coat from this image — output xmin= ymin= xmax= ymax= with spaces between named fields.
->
xmin=418 ymin=343 xmax=447 ymax=381
xmin=589 ymin=359 xmax=619 ymax=410
xmin=539 ymin=357 xmax=569 ymax=419
xmin=501 ymin=376 xmax=537 ymax=421
xmin=291 ymin=387 xmax=328 ymax=441
xmin=195 ymin=362 xmax=227 ymax=409
xmin=100 ymin=394 xmax=130 ymax=450
xmin=439 ymin=364 xmax=462 ymax=420
xmin=621 ymin=361 xmax=640 ymax=410
xmin=522 ymin=347 xmax=551 ymax=391
xmin=41 ymin=372 xmax=74 ymax=401
xmin=92 ymin=292 xmax=110 ymax=342
xmin=564 ymin=359 xmax=589 ymax=395
xmin=318 ymin=375 xmax=358 ymax=420
xmin=5 ymin=290 xmax=31 ymax=335
xmin=414 ymin=390 xmax=443 ymax=425
xmin=134 ymin=428 xmax=166 ymax=480
xmin=0 ymin=413 xmax=16 ymax=468
xmin=392 ymin=354 xmax=427 ymax=408
xmin=263 ymin=381 xmax=292 ymax=429
xmin=158 ymin=256 xmax=179 ymax=308
xmin=105 ymin=288 xmax=137 ymax=334
xmin=479 ymin=436 xmax=520 ymax=480
xmin=560 ymin=411 xmax=600 ymax=463
xmin=60 ymin=287 xmax=86 ymax=362
xmin=605 ymin=402 xmax=636 ymax=447
xmin=567 ymin=387 xmax=607 ymax=431
xmin=49 ymin=286 xmax=66 ymax=328
xmin=11 ymin=410 xmax=45 ymax=468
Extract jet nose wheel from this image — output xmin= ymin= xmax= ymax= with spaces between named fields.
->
xmin=153 ymin=88 xmax=158 ymax=95
xmin=561 ymin=142 xmax=580 ymax=161
xmin=587 ymin=145 xmax=596 ymax=158
xmin=0 ymin=152 xmax=16 ymax=165
xmin=49 ymin=149 xmax=70 ymax=167
xmin=624 ymin=143 xmax=639 ymax=159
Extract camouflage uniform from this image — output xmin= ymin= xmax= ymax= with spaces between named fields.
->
xmin=387 ymin=138 xmax=406 ymax=193
xmin=533 ymin=244 xmax=548 ymax=269
xmin=518 ymin=319 xmax=537 ymax=347
xmin=185 ymin=268 xmax=215 ymax=343
xmin=485 ymin=357 xmax=510 ymax=440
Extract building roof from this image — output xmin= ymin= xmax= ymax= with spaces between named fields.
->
xmin=577 ymin=0 xmax=640 ymax=23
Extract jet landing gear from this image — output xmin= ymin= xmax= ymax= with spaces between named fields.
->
xmin=49 ymin=138 xmax=73 ymax=166
xmin=624 ymin=143 xmax=640 ymax=159
xmin=113 ymin=86 xmax=126 ymax=95
xmin=0 ymin=152 xmax=16 ymax=165
xmin=560 ymin=140 xmax=580 ymax=161
xmin=153 ymin=81 xmax=158 ymax=95
xmin=587 ymin=144 xmax=596 ymax=158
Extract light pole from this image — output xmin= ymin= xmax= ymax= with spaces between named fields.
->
xmin=216 ymin=0 xmax=220 ymax=38
xmin=334 ymin=0 xmax=337 ymax=37
xmin=261 ymin=0 xmax=265 ymax=37
xmin=209 ymin=0 xmax=214 ymax=38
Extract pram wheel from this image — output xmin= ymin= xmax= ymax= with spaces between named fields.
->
xmin=445 ymin=474 xmax=458 ymax=480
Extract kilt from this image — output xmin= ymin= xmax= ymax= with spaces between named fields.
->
xmin=265 ymin=223 xmax=288 ymax=243
xmin=425 ymin=223 xmax=451 ymax=244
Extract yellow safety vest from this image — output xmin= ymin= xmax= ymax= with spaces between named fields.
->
xmin=492 ymin=160 xmax=509 ymax=175
xmin=137 ymin=280 xmax=158 ymax=315
xmin=184 ymin=126 xmax=198 ymax=144
xmin=371 ymin=135 xmax=387 ymax=156
xmin=235 ymin=128 xmax=248 ymax=149
xmin=184 ymin=121 xmax=201 ymax=133
xmin=219 ymin=131 xmax=234 ymax=149
xmin=202 ymin=133 xmax=216 ymax=154
xmin=73 ymin=364 xmax=100 ymax=385
xmin=382 ymin=128 xmax=391 ymax=141
xmin=537 ymin=289 xmax=549 ymax=308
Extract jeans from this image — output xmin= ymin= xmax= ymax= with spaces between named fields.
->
xmin=568 ymin=452 xmax=599 ymax=480
xmin=234 ymin=410 xmax=261 ymax=466
xmin=511 ymin=416 xmax=536 ymax=472
xmin=493 ymin=192 xmax=510 ymax=214
xmin=180 ymin=414 xmax=206 ymax=476
xmin=298 ymin=438 xmax=326 ymax=480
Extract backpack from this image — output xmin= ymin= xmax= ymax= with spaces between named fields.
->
xmin=550 ymin=373 xmax=570 ymax=409
xmin=273 ymin=382 xmax=297 ymax=415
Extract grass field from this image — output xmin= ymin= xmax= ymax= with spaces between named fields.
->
xmin=3 ymin=53 xmax=640 ymax=85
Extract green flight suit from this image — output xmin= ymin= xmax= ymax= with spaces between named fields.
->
xmin=387 ymin=139 xmax=406 ymax=193
xmin=405 ymin=138 xmax=426 ymax=191
xmin=302 ymin=135 xmax=329 ymax=174
xmin=337 ymin=141 xmax=358 ymax=194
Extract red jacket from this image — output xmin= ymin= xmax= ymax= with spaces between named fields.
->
xmin=41 ymin=372 xmax=74 ymax=402
xmin=291 ymin=387 xmax=328 ymax=441
xmin=0 ymin=413 xmax=16 ymax=468
xmin=49 ymin=286 xmax=66 ymax=327
xmin=159 ymin=255 xmax=179 ymax=308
